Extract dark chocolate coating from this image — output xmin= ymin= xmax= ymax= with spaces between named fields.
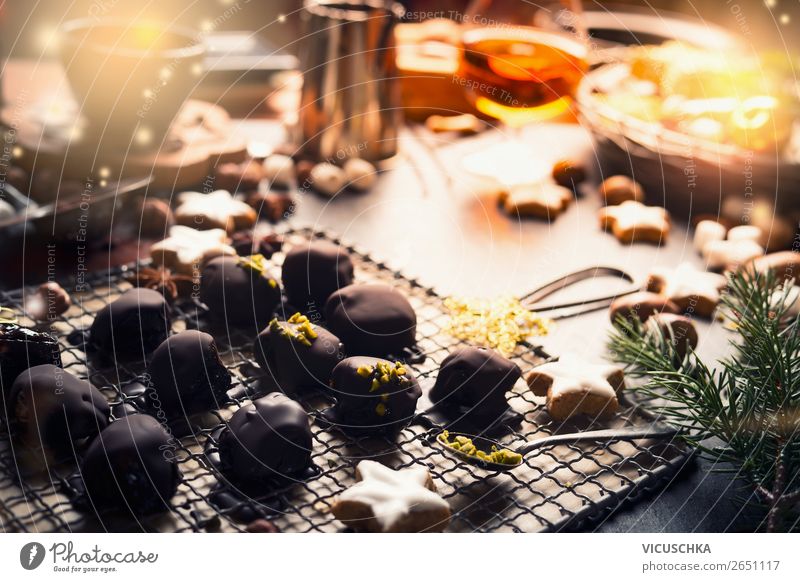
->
xmin=146 ymin=330 xmax=232 ymax=417
xmin=200 ymin=256 xmax=281 ymax=330
xmin=282 ymin=241 xmax=354 ymax=312
xmin=253 ymin=317 xmax=344 ymax=395
xmin=89 ymin=288 xmax=171 ymax=359
xmin=329 ymin=356 xmax=421 ymax=435
xmin=81 ymin=414 xmax=180 ymax=516
xmin=0 ymin=324 xmax=62 ymax=403
xmin=10 ymin=365 xmax=110 ymax=458
xmin=430 ymin=347 xmax=521 ymax=423
xmin=219 ymin=392 xmax=312 ymax=483
xmin=324 ymin=284 xmax=416 ymax=357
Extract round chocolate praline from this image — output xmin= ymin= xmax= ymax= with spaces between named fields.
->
xmin=145 ymin=330 xmax=232 ymax=418
xmin=218 ymin=392 xmax=313 ymax=484
xmin=329 ymin=356 xmax=421 ymax=436
xmin=254 ymin=313 xmax=344 ymax=395
xmin=89 ymin=288 xmax=171 ymax=359
xmin=200 ymin=255 xmax=281 ymax=330
xmin=282 ymin=241 xmax=354 ymax=312
xmin=324 ymin=284 xmax=416 ymax=357
xmin=10 ymin=365 xmax=110 ymax=459
xmin=0 ymin=323 xmax=62 ymax=404
xmin=81 ymin=414 xmax=180 ymax=516
xmin=430 ymin=347 xmax=521 ymax=425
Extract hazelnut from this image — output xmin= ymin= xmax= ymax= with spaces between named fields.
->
xmin=140 ymin=199 xmax=175 ymax=238
xmin=552 ymin=159 xmax=587 ymax=189
xmin=215 ymin=160 xmax=264 ymax=192
xmin=343 ymin=158 xmax=377 ymax=192
xmin=28 ymin=282 xmax=71 ymax=321
xmin=599 ymin=175 xmax=645 ymax=206
xmin=246 ymin=191 xmax=295 ymax=223
xmin=309 ymin=163 xmax=347 ymax=197
xmin=262 ymin=154 xmax=296 ymax=189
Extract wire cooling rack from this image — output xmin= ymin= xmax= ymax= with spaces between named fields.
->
xmin=0 ymin=227 xmax=690 ymax=533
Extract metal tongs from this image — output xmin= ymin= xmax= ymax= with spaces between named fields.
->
xmin=519 ymin=266 xmax=640 ymax=320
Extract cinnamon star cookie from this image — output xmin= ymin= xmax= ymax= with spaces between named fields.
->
xmin=331 ymin=460 xmax=450 ymax=532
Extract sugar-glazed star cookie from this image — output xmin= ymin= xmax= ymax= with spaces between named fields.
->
xmin=175 ymin=189 xmax=257 ymax=233
xmin=500 ymin=182 xmax=573 ymax=221
xmin=331 ymin=460 xmax=451 ymax=533
xmin=525 ymin=354 xmax=625 ymax=421
xmin=646 ymin=262 xmax=727 ymax=318
xmin=150 ymin=225 xmax=237 ymax=276
xmin=599 ymin=200 xmax=670 ymax=244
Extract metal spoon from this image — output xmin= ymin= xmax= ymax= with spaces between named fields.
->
xmin=436 ymin=424 xmax=679 ymax=473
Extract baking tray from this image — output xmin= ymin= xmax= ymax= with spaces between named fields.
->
xmin=0 ymin=227 xmax=690 ymax=532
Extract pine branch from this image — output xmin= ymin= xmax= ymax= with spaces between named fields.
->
xmin=607 ymin=268 xmax=800 ymax=532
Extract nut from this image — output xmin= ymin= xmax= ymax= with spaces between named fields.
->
xmin=599 ymin=175 xmax=645 ymax=206
xmin=262 ymin=154 xmax=296 ymax=189
xmin=551 ymin=159 xmax=587 ymax=189
xmin=309 ymin=163 xmax=347 ymax=197
xmin=343 ymin=158 xmax=377 ymax=192
xmin=28 ymin=282 xmax=71 ymax=321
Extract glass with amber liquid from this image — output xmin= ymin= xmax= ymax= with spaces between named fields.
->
xmin=456 ymin=1 xmax=588 ymax=184
xmin=459 ymin=26 xmax=588 ymax=126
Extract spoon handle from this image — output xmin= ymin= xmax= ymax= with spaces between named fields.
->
xmin=519 ymin=425 xmax=679 ymax=455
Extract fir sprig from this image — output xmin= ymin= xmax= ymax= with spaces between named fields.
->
xmin=608 ymin=268 xmax=800 ymax=532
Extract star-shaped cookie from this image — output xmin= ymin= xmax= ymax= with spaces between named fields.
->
xmin=175 ymin=189 xmax=257 ymax=233
xmin=331 ymin=460 xmax=450 ymax=533
xmin=500 ymin=182 xmax=573 ymax=221
xmin=150 ymin=225 xmax=237 ymax=276
xmin=526 ymin=354 xmax=625 ymax=421
xmin=646 ymin=262 xmax=727 ymax=318
xmin=599 ymin=200 xmax=670 ymax=244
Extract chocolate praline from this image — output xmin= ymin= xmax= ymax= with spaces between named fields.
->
xmin=282 ymin=241 xmax=354 ymax=311
xmin=0 ymin=323 xmax=62 ymax=403
xmin=200 ymin=255 xmax=282 ymax=330
xmin=89 ymin=288 xmax=171 ymax=359
xmin=329 ymin=356 xmax=421 ymax=435
xmin=10 ymin=365 xmax=110 ymax=459
xmin=145 ymin=330 xmax=232 ymax=418
xmin=429 ymin=347 xmax=521 ymax=425
xmin=324 ymin=284 xmax=416 ymax=357
xmin=218 ymin=392 xmax=313 ymax=484
xmin=81 ymin=414 xmax=180 ymax=516
xmin=254 ymin=313 xmax=344 ymax=395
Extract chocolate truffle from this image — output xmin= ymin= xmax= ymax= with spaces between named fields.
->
xmin=0 ymin=322 xmax=62 ymax=403
xmin=282 ymin=241 xmax=354 ymax=311
xmin=10 ymin=365 xmax=109 ymax=458
xmin=218 ymin=392 xmax=313 ymax=484
xmin=145 ymin=330 xmax=232 ymax=418
xmin=89 ymin=288 xmax=171 ymax=359
xmin=329 ymin=357 xmax=421 ymax=435
xmin=200 ymin=254 xmax=281 ymax=330
xmin=81 ymin=414 xmax=180 ymax=516
xmin=429 ymin=347 xmax=521 ymax=425
xmin=324 ymin=284 xmax=416 ymax=357
xmin=254 ymin=313 xmax=344 ymax=395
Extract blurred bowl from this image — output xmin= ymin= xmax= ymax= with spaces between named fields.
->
xmin=578 ymin=61 xmax=800 ymax=243
xmin=59 ymin=18 xmax=204 ymax=150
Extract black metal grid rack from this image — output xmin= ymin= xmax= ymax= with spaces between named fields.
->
xmin=0 ymin=227 xmax=690 ymax=533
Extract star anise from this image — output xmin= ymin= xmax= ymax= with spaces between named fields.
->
xmin=127 ymin=266 xmax=195 ymax=302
